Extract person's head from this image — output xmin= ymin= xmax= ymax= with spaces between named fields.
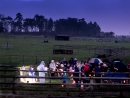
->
xmin=56 ymin=61 xmax=59 ymax=65
xmin=29 ymin=65 xmax=33 ymax=70
xmin=99 ymin=63 xmax=103 ymax=66
xmin=63 ymin=58 xmax=66 ymax=61
xmin=40 ymin=61 xmax=45 ymax=66
xmin=70 ymin=58 xmax=74 ymax=61
xmin=51 ymin=60 xmax=55 ymax=63
xmin=76 ymin=61 xmax=80 ymax=67
xmin=60 ymin=64 xmax=64 ymax=68
xmin=84 ymin=61 xmax=88 ymax=65
xmin=76 ymin=60 xmax=79 ymax=64
xmin=103 ymin=63 xmax=108 ymax=67
xmin=67 ymin=63 xmax=70 ymax=66
xmin=69 ymin=66 xmax=72 ymax=69
xmin=74 ymin=58 xmax=77 ymax=61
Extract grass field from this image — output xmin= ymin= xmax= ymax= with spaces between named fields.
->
xmin=0 ymin=35 xmax=130 ymax=66
xmin=1 ymin=35 xmax=130 ymax=98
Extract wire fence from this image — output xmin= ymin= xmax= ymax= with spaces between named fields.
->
xmin=0 ymin=48 xmax=130 ymax=65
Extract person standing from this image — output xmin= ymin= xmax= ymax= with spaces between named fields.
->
xmin=82 ymin=62 xmax=90 ymax=83
xmin=49 ymin=60 xmax=56 ymax=77
xmin=29 ymin=66 xmax=35 ymax=76
xmin=37 ymin=61 xmax=48 ymax=83
xmin=73 ymin=61 xmax=80 ymax=87
xmin=61 ymin=71 xmax=67 ymax=87
xmin=28 ymin=66 xmax=36 ymax=82
xmin=94 ymin=64 xmax=101 ymax=87
xmin=83 ymin=62 xmax=90 ymax=77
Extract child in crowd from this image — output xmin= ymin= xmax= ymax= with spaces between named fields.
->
xmin=61 ymin=71 xmax=67 ymax=87
xmin=69 ymin=66 xmax=75 ymax=84
xmin=29 ymin=66 xmax=35 ymax=76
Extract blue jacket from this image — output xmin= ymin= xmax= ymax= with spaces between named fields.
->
xmin=62 ymin=73 xmax=67 ymax=82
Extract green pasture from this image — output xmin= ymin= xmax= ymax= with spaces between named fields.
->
xmin=1 ymin=35 xmax=130 ymax=97
xmin=0 ymin=35 xmax=130 ymax=66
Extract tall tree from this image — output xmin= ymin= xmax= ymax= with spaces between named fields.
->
xmin=0 ymin=16 xmax=13 ymax=33
xmin=0 ymin=15 xmax=4 ymax=33
xmin=93 ymin=22 xmax=101 ymax=37
xmin=47 ymin=18 xmax=53 ymax=32
xmin=103 ymin=32 xmax=115 ymax=38
xmin=77 ymin=18 xmax=88 ymax=36
xmin=87 ymin=21 xmax=93 ymax=36
xmin=23 ymin=18 xmax=35 ymax=32
xmin=34 ymin=14 xmax=45 ymax=33
xmin=14 ymin=13 xmax=23 ymax=32
xmin=0 ymin=21 xmax=4 ymax=33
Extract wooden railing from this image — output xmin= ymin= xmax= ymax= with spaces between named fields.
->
xmin=0 ymin=68 xmax=130 ymax=97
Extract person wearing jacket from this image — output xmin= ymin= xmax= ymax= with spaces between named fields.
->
xmin=73 ymin=61 xmax=80 ymax=87
xmin=49 ymin=60 xmax=56 ymax=77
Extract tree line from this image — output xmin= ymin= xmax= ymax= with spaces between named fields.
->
xmin=0 ymin=13 xmax=114 ymax=37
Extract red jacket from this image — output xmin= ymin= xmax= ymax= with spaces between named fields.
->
xmin=83 ymin=64 xmax=90 ymax=73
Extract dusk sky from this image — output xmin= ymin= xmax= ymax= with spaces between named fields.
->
xmin=0 ymin=0 xmax=130 ymax=35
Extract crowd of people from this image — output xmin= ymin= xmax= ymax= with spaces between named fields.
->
xmin=28 ymin=57 xmax=129 ymax=86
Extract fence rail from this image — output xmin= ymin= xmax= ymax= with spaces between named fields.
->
xmin=1 ymin=38 xmax=130 ymax=65
xmin=1 ymin=48 xmax=130 ymax=65
xmin=0 ymin=68 xmax=130 ymax=97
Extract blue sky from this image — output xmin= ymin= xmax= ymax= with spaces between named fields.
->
xmin=0 ymin=0 xmax=130 ymax=35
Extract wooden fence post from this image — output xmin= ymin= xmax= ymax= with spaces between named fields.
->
xmin=90 ymin=77 xmax=94 ymax=97
xmin=17 ymin=68 xmax=20 ymax=83
xmin=48 ymin=70 xmax=51 ymax=87
xmin=119 ymin=85 xmax=123 ymax=97
xmin=12 ymin=77 xmax=16 ymax=94
xmin=4 ymin=67 xmax=6 ymax=82
xmin=66 ymin=71 xmax=69 ymax=96
xmin=129 ymin=69 xmax=130 ymax=84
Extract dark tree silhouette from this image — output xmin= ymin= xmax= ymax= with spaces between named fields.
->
xmin=0 ymin=13 xmax=115 ymax=37
xmin=23 ymin=18 xmax=35 ymax=32
xmin=14 ymin=13 xmax=23 ymax=32
xmin=47 ymin=18 xmax=53 ymax=32
xmin=34 ymin=14 xmax=45 ymax=33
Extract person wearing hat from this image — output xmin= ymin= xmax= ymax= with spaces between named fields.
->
xmin=49 ymin=60 xmax=56 ymax=77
